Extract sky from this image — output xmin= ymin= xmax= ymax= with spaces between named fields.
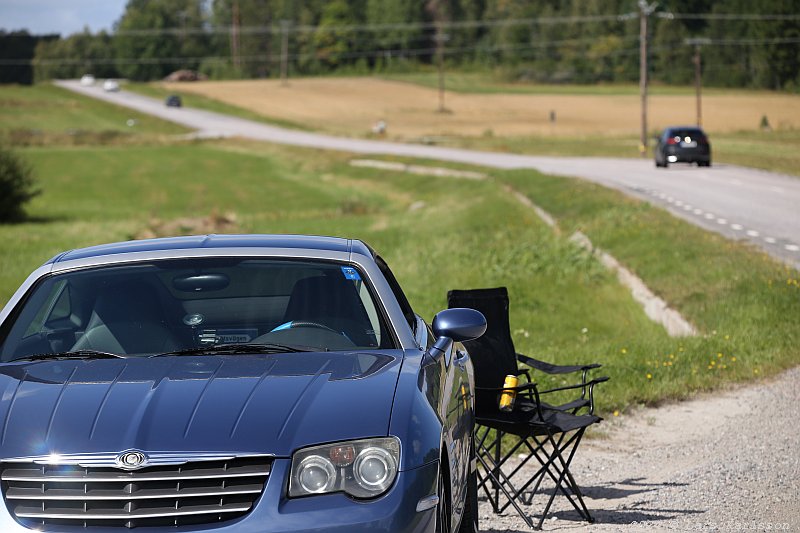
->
xmin=0 ymin=0 xmax=129 ymax=35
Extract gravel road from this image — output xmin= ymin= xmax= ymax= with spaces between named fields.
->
xmin=478 ymin=366 xmax=800 ymax=532
xmin=55 ymin=80 xmax=800 ymax=271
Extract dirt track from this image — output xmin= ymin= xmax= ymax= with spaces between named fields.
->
xmin=161 ymin=77 xmax=800 ymax=138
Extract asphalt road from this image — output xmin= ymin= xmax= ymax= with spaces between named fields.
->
xmin=56 ymin=80 xmax=800 ymax=271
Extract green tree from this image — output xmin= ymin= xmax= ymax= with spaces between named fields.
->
xmin=750 ymin=0 xmax=800 ymax=89
xmin=0 ymin=144 xmax=39 ymax=223
xmin=365 ymin=0 xmax=427 ymax=69
xmin=312 ymin=0 xmax=363 ymax=69
xmin=113 ymin=0 xmax=210 ymax=81
xmin=33 ymin=30 xmax=117 ymax=81
xmin=652 ymin=18 xmax=693 ymax=85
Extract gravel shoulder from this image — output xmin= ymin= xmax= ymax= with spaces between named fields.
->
xmin=479 ymin=366 xmax=800 ymax=532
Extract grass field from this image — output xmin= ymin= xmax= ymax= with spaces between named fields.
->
xmin=0 ymin=84 xmax=188 ymax=145
xmin=1 ymin=83 xmax=798 ymax=415
xmin=154 ymin=75 xmax=800 ymax=175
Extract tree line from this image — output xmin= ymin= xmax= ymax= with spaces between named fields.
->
xmin=5 ymin=0 xmax=798 ymax=90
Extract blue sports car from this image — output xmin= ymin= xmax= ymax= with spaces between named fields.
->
xmin=0 ymin=235 xmax=486 ymax=533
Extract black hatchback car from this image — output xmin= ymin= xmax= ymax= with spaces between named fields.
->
xmin=654 ymin=126 xmax=711 ymax=167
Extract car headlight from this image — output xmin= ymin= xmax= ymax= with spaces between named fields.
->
xmin=289 ymin=437 xmax=400 ymax=499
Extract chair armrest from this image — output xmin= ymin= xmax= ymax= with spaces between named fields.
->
xmin=538 ymin=376 xmax=607 ymax=395
xmin=476 ymin=383 xmax=545 ymax=418
xmin=516 ymin=353 xmax=601 ymax=375
xmin=539 ymin=376 xmax=609 ymax=415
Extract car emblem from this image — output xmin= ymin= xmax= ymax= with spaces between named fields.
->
xmin=183 ymin=313 xmax=204 ymax=326
xmin=116 ymin=450 xmax=148 ymax=470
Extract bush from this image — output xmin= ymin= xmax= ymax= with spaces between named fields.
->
xmin=0 ymin=144 xmax=39 ymax=222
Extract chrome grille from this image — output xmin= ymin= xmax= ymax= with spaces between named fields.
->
xmin=1 ymin=455 xmax=271 ymax=529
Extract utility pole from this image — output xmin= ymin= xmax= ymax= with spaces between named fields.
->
xmin=435 ymin=27 xmax=448 ymax=113
xmin=638 ymin=0 xmax=657 ymax=158
xmin=280 ymin=20 xmax=290 ymax=86
xmin=685 ymin=38 xmax=711 ymax=127
xmin=231 ymin=0 xmax=241 ymax=69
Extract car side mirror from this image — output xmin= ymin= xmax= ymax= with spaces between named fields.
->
xmin=431 ymin=308 xmax=487 ymax=342
xmin=427 ymin=308 xmax=486 ymax=362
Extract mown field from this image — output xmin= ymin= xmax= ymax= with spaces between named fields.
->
xmin=145 ymin=74 xmax=800 ymax=176
xmin=1 ymin=84 xmax=798 ymax=417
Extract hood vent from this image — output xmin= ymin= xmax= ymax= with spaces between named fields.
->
xmin=0 ymin=455 xmax=271 ymax=529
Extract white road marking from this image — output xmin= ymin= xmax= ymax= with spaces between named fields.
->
xmin=704 ymin=213 xmax=715 ymax=220
xmin=747 ymin=230 xmax=760 ymax=237
xmin=717 ymin=218 xmax=727 ymax=225
xmin=731 ymin=224 xmax=743 ymax=231
xmin=786 ymin=244 xmax=800 ymax=252
xmin=675 ymin=200 xmax=684 ymax=206
xmin=667 ymin=197 xmax=674 ymax=203
xmin=730 ymin=179 xmax=743 ymax=186
xmin=694 ymin=209 xmax=703 ymax=215
xmin=770 ymin=186 xmax=785 ymax=193
xmin=765 ymin=237 xmax=777 ymax=244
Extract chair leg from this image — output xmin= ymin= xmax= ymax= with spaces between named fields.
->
xmin=475 ymin=440 xmax=536 ymax=529
xmin=496 ymin=429 xmax=594 ymax=527
xmin=533 ymin=429 xmax=593 ymax=527
xmin=475 ymin=425 xmax=596 ymax=529
xmin=494 ymin=429 xmax=501 ymax=514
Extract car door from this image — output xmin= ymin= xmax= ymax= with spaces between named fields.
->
xmin=375 ymin=256 xmax=473 ymax=520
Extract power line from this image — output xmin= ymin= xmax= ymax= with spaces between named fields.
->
xmin=110 ymin=14 xmax=636 ymax=36
xmin=96 ymin=12 xmax=800 ymax=37
xmin=4 ymin=35 xmax=795 ymax=68
xmin=665 ymin=13 xmax=800 ymax=21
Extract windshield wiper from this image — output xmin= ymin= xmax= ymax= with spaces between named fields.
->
xmin=150 ymin=343 xmax=318 ymax=357
xmin=14 ymin=350 xmax=127 ymax=362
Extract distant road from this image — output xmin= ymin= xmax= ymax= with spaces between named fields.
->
xmin=56 ymin=80 xmax=800 ymax=270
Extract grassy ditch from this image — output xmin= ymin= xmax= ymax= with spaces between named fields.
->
xmin=495 ymin=168 xmax=800 ymax=410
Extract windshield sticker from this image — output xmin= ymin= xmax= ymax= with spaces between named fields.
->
xmin=341 ymin=266 xmax=361 ymax=280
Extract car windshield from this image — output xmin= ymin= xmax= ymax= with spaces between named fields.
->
xmin=667 ymin=128 xmax=704 ymax=139
xmin=0 ymin=258 xmax=395 ymax=362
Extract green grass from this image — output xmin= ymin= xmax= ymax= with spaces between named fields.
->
xmin=1 ymin=82 xmax=797 ymax=417
xmin=124 ymin=82 xmax=311 ymax=131
xmin=0 ymin=84 xmax=189 ymax=144
xmin=1 ymin=140 xmax=670 ymax=414
xmin=495 ymin=168 xmax=800 ymax=409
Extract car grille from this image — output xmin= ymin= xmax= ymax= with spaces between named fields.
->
xmin=0 ymin=455 xmax=271 ymax=529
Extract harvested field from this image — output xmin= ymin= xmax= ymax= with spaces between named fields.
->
xmin=160 ymin=77 xmax=800 ymax=139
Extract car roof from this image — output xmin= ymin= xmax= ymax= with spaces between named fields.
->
xmin=664 ymin=126 xmax=706 ymax=132
xmin=46 ymin=234 xmax=369 ymax=265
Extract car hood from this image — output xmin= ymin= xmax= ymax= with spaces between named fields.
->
xmin=0 ymin=352 xmax=402 ymax=460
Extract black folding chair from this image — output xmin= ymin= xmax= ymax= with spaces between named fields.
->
xmin=448 ymin=287 xmax=607 ymax=529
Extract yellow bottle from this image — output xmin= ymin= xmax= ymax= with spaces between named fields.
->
xmin=499 ymin=374 xmax=518 ymax=411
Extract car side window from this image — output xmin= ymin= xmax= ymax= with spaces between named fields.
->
xmin=375 ymin=255 xmax=416 ymax=332
xmin=23 ymin=280 xmax=68 ymax=338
